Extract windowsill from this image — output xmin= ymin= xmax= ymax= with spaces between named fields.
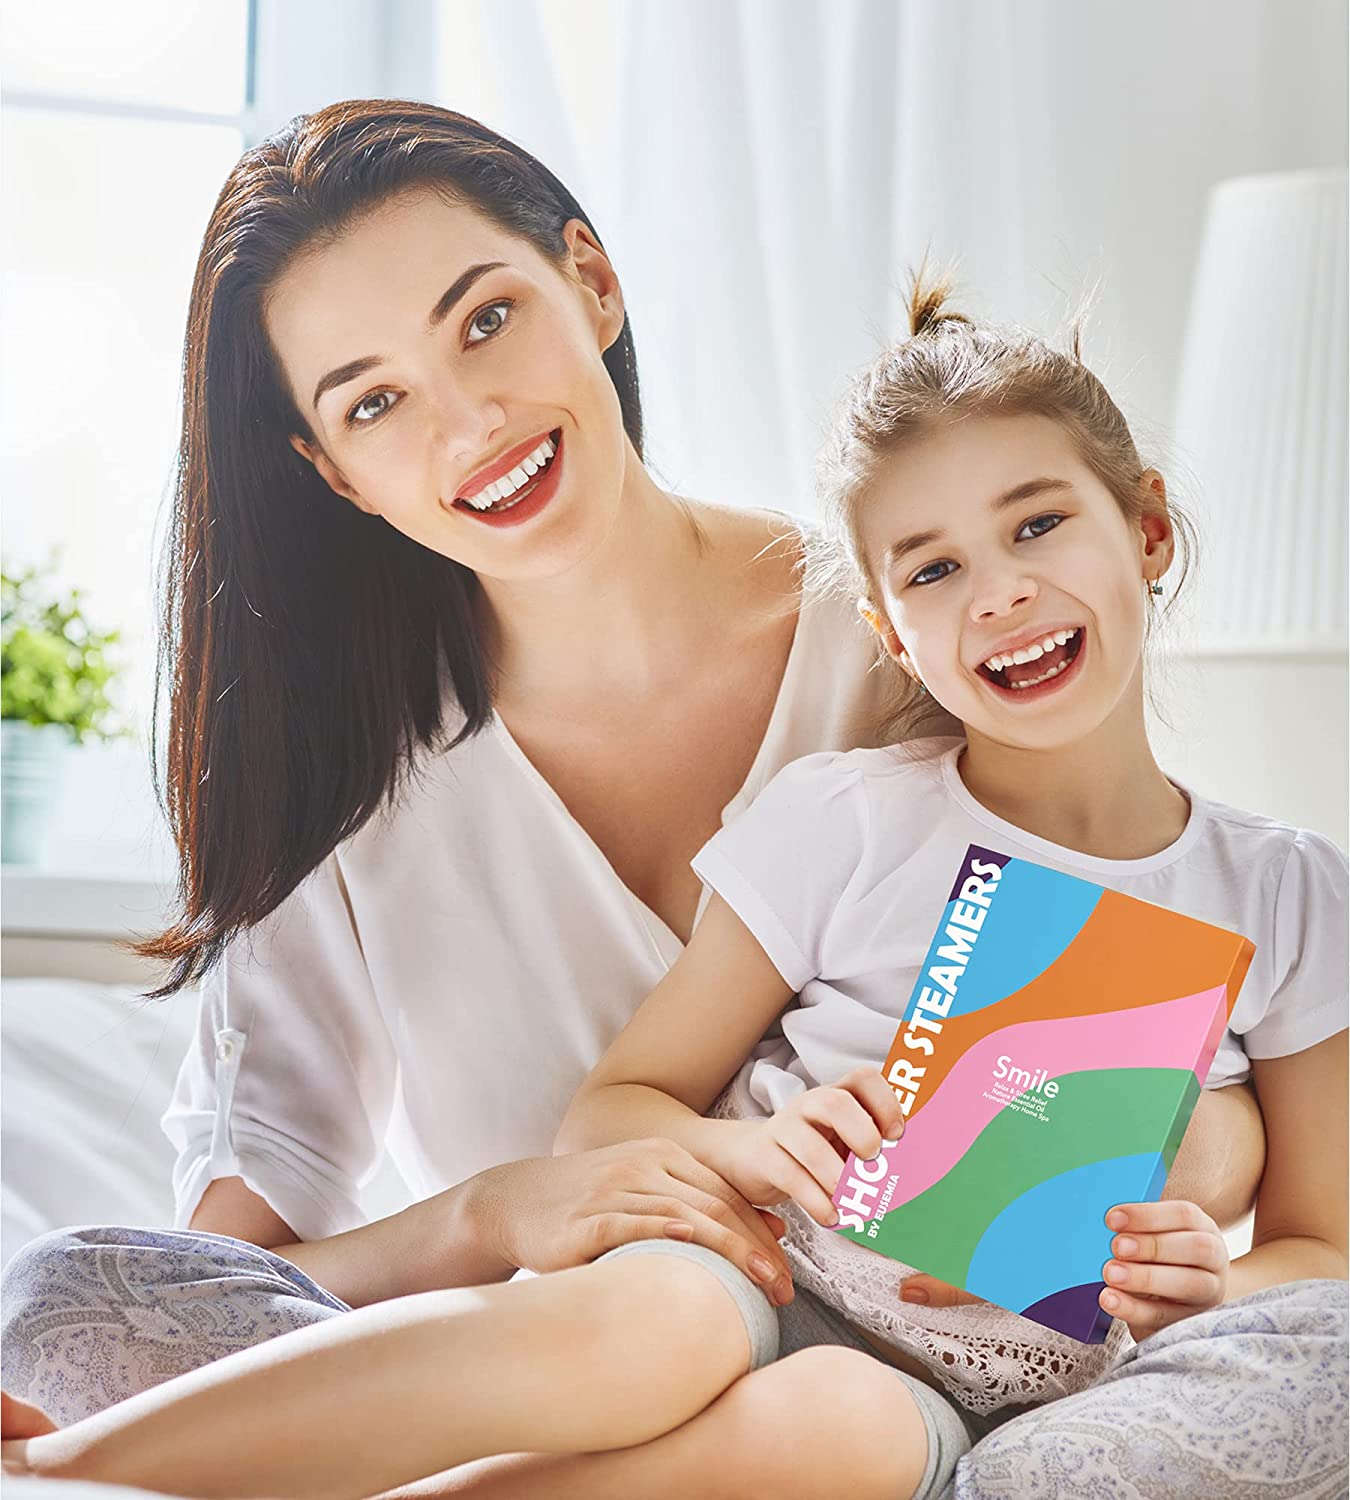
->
xmin=1 ymin=735 xmax=177 ymax=938
xmin=1 ymin=865 xmax=175 ymax=939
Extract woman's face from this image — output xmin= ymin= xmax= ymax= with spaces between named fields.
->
xmin=265 ymin=189 xmax=630 ymax=582
xmin=857 ymin=412 xmax=1173 ymax=753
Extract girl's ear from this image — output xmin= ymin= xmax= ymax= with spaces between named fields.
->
xmin=856 ymin=599 xmax=906 ymax=663
xmin=289 ymin=433 xmax=375 ymax=513
xmin=1137 ymin=470 xmax=1176 ymax=582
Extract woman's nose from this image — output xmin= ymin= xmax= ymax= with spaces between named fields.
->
xmin=429 ymin=382 xmax=507 ymax=470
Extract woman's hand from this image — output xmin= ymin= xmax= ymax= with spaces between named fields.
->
xmin=475 ymin=1141 xmax=795 ymax=1304
xmin=716 ymin=1067 xmax=906 ymax=1228
xmin=1098 ymin=1199 xmax=1230 ymax=1342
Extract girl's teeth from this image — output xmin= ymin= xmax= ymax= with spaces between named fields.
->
xmin=983 ymin=628 xmax=1077 ymax=674
xmin=1009 ymin=657 xmax=1070 ymax=689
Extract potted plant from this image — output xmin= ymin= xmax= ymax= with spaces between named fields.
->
xmin=1 ymin=559 xmax=128 ymax=865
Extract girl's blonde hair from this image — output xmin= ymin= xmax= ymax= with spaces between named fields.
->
xmin=813 ymin=263 xmax=1198 ymax=745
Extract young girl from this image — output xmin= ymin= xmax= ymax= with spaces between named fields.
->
xmin=6 ymin=278 xmax=1345 ymax=1500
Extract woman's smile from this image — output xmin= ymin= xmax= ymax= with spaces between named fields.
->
xmin=451 ymin=427 xmax=565 ymax=527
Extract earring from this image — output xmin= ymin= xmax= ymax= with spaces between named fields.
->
xmin=1146 ymin=580 xmax=1163 ymax=597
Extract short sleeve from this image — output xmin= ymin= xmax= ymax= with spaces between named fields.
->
xmin=161 ymin=852 xmax=398 ymax=1243
xmin=691 ymin=751 xmax=867 ymax=991
xmin=1242 ymin=829 xmax=1349 ymax=1059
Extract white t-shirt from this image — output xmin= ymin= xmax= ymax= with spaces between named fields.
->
xmin=162 ymin=576 xmax=900 ymax=1242
xmin=693 ymin=737 xmax=1349 ymax=1120
xmin=690 ymin=737 xmax=1348 ymax=1415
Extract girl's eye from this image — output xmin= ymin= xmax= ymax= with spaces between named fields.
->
xmin=908 ymin=559 xmax=956 ymax=588
xmin=907 ymin=514 xmax=1066 ymax=586
xmin=346 ymin=389 xmax=400 ymax=428
xmin=1017 ymin=512 xmax=1064 ymax=541
xmin=466 ymin=300 xmax=513 ymax=344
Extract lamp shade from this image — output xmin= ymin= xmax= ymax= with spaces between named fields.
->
xmin=1173 ymin=169 xmax=1347 ymax=654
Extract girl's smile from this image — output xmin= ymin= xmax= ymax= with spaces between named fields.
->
xmin=858 ymin=411 xmax=1172 ymax=753
xmin=974 ymin=622 xmax=1087 ymax=699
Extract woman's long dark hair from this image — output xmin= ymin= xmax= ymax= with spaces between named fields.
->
xmin=127 ymin=99 xmax=644 ymax=997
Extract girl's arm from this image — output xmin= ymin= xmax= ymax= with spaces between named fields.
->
xmin=557 ymin=893 xmax=795 ymax=1172
xmin=1226 ymin=1029 xmax=1348 ymax=1298
xmin=559 ymin=894 xmax=906 ymax=1231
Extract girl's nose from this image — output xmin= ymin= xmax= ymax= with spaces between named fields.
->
xmin=970 ymin=572 xmax=1038 ymax=621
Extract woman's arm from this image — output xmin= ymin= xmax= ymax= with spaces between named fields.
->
xmin=194 ymin=1144 xmax=796 ymax=1309
xmin=1226 ymin=1029 xmax=1348 ymax=1299
xmin=192 ymin=1174 xmax=517 ymax=1307
xmin=556 ymin=892 xmax=795 ymax=1169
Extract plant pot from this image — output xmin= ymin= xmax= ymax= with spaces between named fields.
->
xmin=1 ymin=720 xmax=71 ymax=865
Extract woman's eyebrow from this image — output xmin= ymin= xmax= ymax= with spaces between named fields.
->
xmin=310 ymin=260 xmax=507 ymax=412
xmin=884 ymin=477 xmax=1073 ymax=567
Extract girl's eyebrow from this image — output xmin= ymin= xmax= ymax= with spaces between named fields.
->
xmin=884 ymin=477 xmax=1073 ymax=567
xmin=309 ymin=260 xmax=507 ymax=412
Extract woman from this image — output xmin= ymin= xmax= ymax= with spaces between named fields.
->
xmin=1 ymin=100 xmax=1269 ymax=1496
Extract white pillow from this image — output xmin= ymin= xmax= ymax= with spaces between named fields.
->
xmin=1 ymin=978 xmax=198 ymax=1270
xmin=1 ymin=976 xmax=413 ymax=1272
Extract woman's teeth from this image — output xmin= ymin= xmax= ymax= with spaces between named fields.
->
xmin=460 ymin=434 xmax=557 ymax=512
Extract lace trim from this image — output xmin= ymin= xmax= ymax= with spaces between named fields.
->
xmin=710 ymin=1086 xmax=1133 ymax=1416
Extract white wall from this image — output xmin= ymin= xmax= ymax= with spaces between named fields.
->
xmin=1148 ymin=657 xmax=1348 ymax=845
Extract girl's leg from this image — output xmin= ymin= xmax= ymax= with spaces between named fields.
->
xmin=945 ymin=1278 xmax=1350 ymax=1500
xmin=1 ymin=1224 xmax=350 ymax=1424
xmin=373 ymin=1266 xmax=973 ymax=1500
xmin=8 ymin=1245 xmax=760 ymax=1500
xmin=372 ymin=1345 xmax=935 ymax=1500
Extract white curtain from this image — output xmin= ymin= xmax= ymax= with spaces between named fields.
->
xmin=433 ymin=0 xmax=1346 ymax=518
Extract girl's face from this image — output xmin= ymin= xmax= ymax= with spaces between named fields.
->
xmin=857 ymin=412 xmax=1173 ymax=753
xmin=265 ymin=189 xmax=630 ymax=583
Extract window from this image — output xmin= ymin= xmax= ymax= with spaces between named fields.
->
xmin=1 ymin=0 xmax=435 ymax=879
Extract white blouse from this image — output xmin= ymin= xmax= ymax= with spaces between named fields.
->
xmin=162 ymin=572 xmax=896 ymax=1242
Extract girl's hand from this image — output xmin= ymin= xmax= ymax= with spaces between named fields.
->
xmin=718 ymin=1067 xmax=906 ymax=1227
xmin=897 ymin=1200 xmax=1231 ymax=1335
xmin=479 ymin=1142 xmax=794 ymax=1303
xmin=898 ymin=1273 xmax=988 ymax=1309
xmin=1099 ymin=1199 xmax=1230 ymax=1342
xmin=2 ymin=1390 xmax=59 ymax=1478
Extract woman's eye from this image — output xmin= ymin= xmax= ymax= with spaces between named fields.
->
xmin=466 ymin=300 xmax=513 ymax=344
xmin=909 ymin=559 xmax=956 ymax=587
xmin=1017 ymin=512 xmax=1064 ymax=541
xmin=346 ymin=390 xmax=399 ymax=427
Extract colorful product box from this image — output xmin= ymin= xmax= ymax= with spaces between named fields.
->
xmin=831 ymin=844 xmax=1255 ymax=1344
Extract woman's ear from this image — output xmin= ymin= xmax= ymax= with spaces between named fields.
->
xmin=563 ymin=219 xmax=625 ymax=353
xmin=856 ymin=599 xmax=906 ymax=663
xmin=288 ymin=433 xmax=375 ymax=513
